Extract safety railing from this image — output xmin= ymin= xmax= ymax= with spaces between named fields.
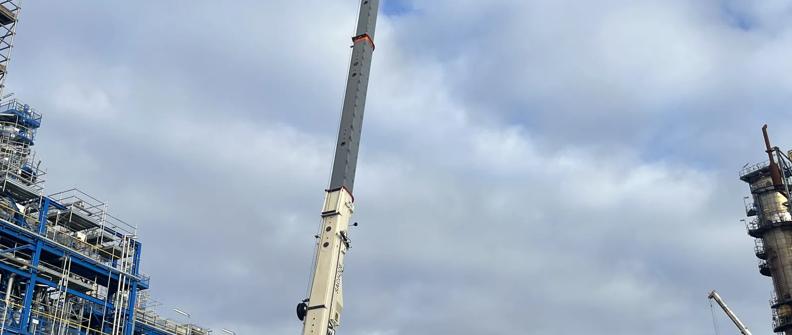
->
xmin=759 ymin=259 xmax=771 ymax=276
xmin=755 ymin=239 xmax=766 ymax=257
xmin=0 ymin=244 xmax=103 ymax=298
xmin=773 ymin=309 xmax=792 ymax=331
xmin=49 ymin=189 xmax=137 ymax=236
xmin=0 ymin=100 xmax=41 ymax=128
xmin=25 ymin=300 xmax=118 ymax=335
xmin=746 ymin=218 xmax=761 ymax=232
xmin=745 ymin=201 xmax=757 ymax=217
xmin=0 ymin=101 xmax=42 ymax=153
xmin=0 ymin=201 xmax=149 ymax=284
xmin=741 ymin=161 xmax=770 ymax=178
xmin=744 ymin=209 xmax=792 ymax=237
xmin=49 ymin=189 xmax=106 ymax=218
xmin=0 ymin=258 xmax=138 ymax=335
xmin=0 ymin=148 xmax=45 ymax=193
xmin=769 ymin=292 xmax=792 ymax=308
xmin=135 ymin=308 xmax=211 ymax=335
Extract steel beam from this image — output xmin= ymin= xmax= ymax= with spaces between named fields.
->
xmin=328 ymin=0 xmax=380 ymax=193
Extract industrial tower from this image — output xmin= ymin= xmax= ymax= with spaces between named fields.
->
xmin=298 ymin=1 xmax=380 ymax=335
xmin=0 ymin=2 xmax=211 ymax=334
xmin=741 ymin=125 xmax=792 ymax=334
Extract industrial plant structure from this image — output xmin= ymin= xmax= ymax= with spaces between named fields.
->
xmin=741 ymin=125 xmax=792 ymax=334
xmin=0 ymin=1 xmax=210 ymax=334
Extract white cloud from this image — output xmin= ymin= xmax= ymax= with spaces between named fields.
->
xmin=3 ymin=0 xmax=786 ymax=334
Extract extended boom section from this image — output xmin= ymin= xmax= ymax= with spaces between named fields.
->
xmin=300 ymin=1 xmax=380 ymax=335
xmin=328 ymin=0 xmax=379 ymax=193
xmin=708 ymin=290 xmax=753 ymax=335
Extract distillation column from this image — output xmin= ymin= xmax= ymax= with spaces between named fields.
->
xmin=741 ymin=125 xmax=792 ymax=334
xmin=299 ymin=1 xmax=380 ymax=335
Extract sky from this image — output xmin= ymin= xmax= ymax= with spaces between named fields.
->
xmin=5 ymin=0 xmax=792 ymax=334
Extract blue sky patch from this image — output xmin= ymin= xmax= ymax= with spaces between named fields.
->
xmin=383 ymin=0 xmax=413 ymax=16
xmin=720 ymin=3 xmax=754 ymax=31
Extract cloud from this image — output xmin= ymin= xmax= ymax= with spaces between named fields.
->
xmin=3 ymin=0 xmax=788 ymax=334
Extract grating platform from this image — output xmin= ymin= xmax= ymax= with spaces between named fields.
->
xmin=85 ymin=228 xmax=117 ymax=244
xmin=49 ymin=207 xmax=101 ymax=232
xmin=0 ymin=6 xmax=15 ymax=26
xmin=0 ymin=108 xmax=41 ymax=128
xmin=0 ymin=175 xmax=38 ymax=201
xmin=99 ymin=243 xmax=126 ymax=258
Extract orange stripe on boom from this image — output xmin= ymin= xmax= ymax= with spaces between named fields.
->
xmin=352 ymin=33 xmax=375 ymax=50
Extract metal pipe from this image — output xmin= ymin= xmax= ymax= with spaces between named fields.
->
xmin=0 ymin=274 xmax=14 ymax=334
xmin=173 ymin=308 xmax=191 ymax=319
xmin=708 ymin=290 xmax=753 ymax=335
xmin=763 ymin=125 xmax=784 ymax=191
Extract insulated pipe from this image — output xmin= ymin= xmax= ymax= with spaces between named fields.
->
xmin=708 ymin=290 xmax=753 ymax=335
xmin=763 ymin=125 xmax=784 ymax=191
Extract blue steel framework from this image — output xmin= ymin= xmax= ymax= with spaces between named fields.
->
xmin=0 ymin=103 xmax=210 ymax=335
xmin=0 ymin=1 xmax=211 ymax=335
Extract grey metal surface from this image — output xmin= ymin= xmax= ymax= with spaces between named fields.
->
xmin=0 ymin=175 xmax=37 ymax=201
xmin=742 ymin=127 xmax=792 ymax=335
xmin=743 ymin=170 xmax=792 ymax=334
xmin=49 ymin=208 xmax=102 ymax=231
xmin=328 ymin=0 xmax=380 ymax=193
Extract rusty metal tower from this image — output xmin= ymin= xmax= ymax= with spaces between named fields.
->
xmin=741 ymin=125 xmax=792 ymax=334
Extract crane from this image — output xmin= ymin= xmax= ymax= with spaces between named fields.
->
xmin=708 ymin=290 xmax=753 ymax=335
xmin=296 ymin=1 xmax=380 ymax=335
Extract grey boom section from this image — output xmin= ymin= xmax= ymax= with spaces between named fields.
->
xmin=328 ymin=0 xmax=380 ymax=193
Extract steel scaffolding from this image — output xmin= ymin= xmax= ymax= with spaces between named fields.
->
xmin=0 ymin=97 xmax=211 ymax=334
xmin=0 ymin=1 xmax=212 ymax=333
xmin=0 ymin=0 xmax=19 ymax=98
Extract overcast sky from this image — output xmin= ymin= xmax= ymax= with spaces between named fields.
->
xmin=6 ymin=0 xmax=792 ymax=334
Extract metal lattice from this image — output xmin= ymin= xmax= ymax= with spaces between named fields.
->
xmin=0 ymin=0 xmax=20 ymax=99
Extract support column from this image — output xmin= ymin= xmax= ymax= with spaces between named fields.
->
xmin=123 ymin=241 xmax=142 ymax=335
xmin=19 ymin=197 xmax=49 ymax=333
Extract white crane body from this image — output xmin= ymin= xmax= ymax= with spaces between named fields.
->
xmin=709 ymin=290 xmax=753 ymax=335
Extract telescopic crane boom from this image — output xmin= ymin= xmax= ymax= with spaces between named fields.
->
xmin=708 ymin=290 xmax=753 ymax=335
xmin=297 ymin=1 xmax=380 ymax=335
